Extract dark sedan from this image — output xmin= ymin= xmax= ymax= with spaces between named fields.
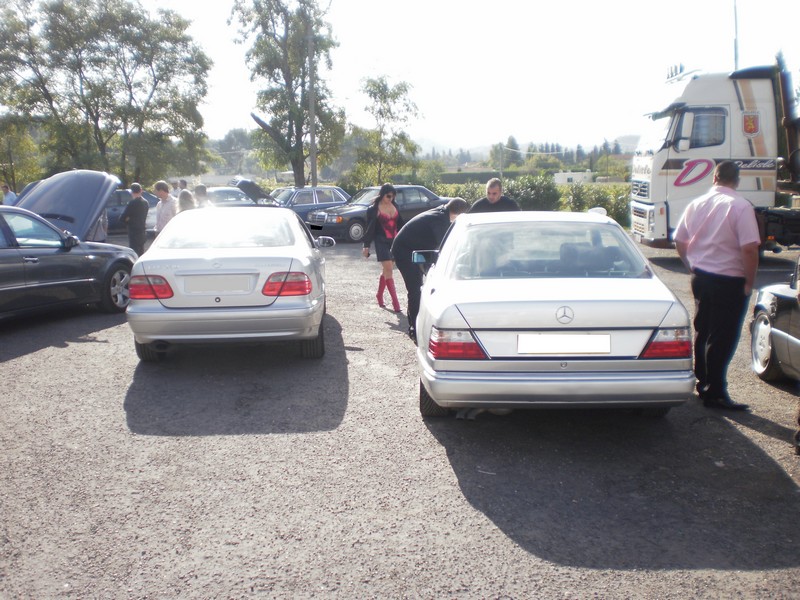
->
xmin=751 ymin=257 xmax=800 ymax=381
xmin=306 ymin=185 xmax=450 ymax=242
xmin=271 ymin=186 xmax=350 ymax=221
xmin=0 ymin=205 xmax=137 ymax=319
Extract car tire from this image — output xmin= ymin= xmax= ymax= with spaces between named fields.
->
xmin=751 ymin=309 xmax=784 ymax=381
xmin=135 ymin=340 xmax=164 ymax=362
xmin=419 ymin=380 xmax=449 ymax=417
xmin=97 ymin=262 xmax=131 ymax=313
xmin=301 ymin=321 xmax=325 ymax=359
xmin=346 ymin=220 xmax=365 ymax=243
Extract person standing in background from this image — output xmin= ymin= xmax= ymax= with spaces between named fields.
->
xmin=154 ymin=180 xmax=177 ymax=234
xmin=120 ymin=182 xmax=149 ymax=256
xmin=467 ymin=178 xmax=520 ymax=213
xmin=362 ymin=183 xmax=404 ymax=313
xmin=674 ymin=160 xmax=760 ymax=412
xmin=2 ymin=184 xmax=17 ymax=204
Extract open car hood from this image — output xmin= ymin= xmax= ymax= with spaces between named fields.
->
xmin=15 ymin=170 xmax=120 ymax=240
xmin=235 ymin=179 xmax=272 ymax=202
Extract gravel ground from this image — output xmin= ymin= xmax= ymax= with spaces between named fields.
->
xmin=1 ymin=236 xmax=799 ymax=599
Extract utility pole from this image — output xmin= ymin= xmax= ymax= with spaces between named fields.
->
xmin=306 ymin=16 xmax=318 ymax=187
xmin=733 ymin=0 xmax=739 ymax=70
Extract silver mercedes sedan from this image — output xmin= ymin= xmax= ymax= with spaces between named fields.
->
xmin=414 ymin=210 xmax=695 ymax=418
xmin=126 ymin=207 xmax=334 ymax=361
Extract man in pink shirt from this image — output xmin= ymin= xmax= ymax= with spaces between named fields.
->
xmin=674 ymin=161 xmax=760 ymax=411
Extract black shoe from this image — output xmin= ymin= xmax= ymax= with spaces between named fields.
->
xmin=703 ymin=396 xmax=750 ymax=411
xmin=407 ymin=327 xmax=417 ymax=345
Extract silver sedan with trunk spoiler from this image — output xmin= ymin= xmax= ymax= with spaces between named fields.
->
xmin=126 ymin=206 xmax=334 ymax=361
xmin=413 ymin=211 xmax=695 ymax=418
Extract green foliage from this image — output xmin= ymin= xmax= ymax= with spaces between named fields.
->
xmin=233 ymin=0 xmax=343 ymax=186
xmin=507 ymin=175 xmax=561 ymax=211
xmin=0 ymin=0 xmax=212 ymax=184
xmin=0 ymin=116 xmax=41 ymax=189
xmin=558 ymin=183 xmax=631 ymax=226
xmin=431 ymin=182 xmax=484 ymax=203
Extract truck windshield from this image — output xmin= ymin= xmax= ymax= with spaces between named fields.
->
xmin=635 ymin=115 xmax=671 ymax=155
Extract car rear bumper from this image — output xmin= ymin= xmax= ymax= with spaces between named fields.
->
xmin=127 ymin=302 xmax=323 ymax=344
xmin=419 ymin=362 xmax=695 ymax=409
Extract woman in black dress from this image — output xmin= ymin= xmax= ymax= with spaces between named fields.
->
xmin=362 ymin=183 xmax=404 ymax=312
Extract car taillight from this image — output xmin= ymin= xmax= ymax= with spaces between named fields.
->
xmin=129 ymin=275 xmax=174 ymax=299
xmin=262 ymin=272 xmax=312 ymax=296
xmin=640 ymin=327 xmax=692 ymax=359
xmin=428 ymin=327 xmax=487 ymax=359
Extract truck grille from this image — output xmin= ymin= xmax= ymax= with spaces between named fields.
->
xmin=631 ymin=180 xmax=649 ymax=199
xmin=631 ymin=205 xmax=648 ymax=235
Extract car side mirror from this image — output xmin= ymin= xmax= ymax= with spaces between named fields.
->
xmin=316 ymin=236 xmax=336 ymax=248
xmin=63 ymin=235 xmax=80 ymax=249
xmin=412 ymin=250 xmax=438 ymax=265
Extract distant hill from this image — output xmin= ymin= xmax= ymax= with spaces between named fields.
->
xmin=415 ymin=135 xmax=641 ymax=159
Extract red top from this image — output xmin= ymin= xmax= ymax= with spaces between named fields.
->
xmin=378 ymin=209 xmax=399 ymax=239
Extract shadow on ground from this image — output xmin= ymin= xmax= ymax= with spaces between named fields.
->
xmin=426 ymin=405 xmax=800 ymax=570
xmin=123 ymin=315 xmax=348 ymax=436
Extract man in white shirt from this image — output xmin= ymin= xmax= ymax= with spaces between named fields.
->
xmin=154 ymin=180 xmax=177 ymax=234
xmin=2 ymin=184 xmax=17 ymax=204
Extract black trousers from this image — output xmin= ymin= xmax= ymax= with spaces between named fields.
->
xmin=690 ymin=269 xmax=749 ymax=399
xmin=395 ymin=256 xmax=423 ymax=330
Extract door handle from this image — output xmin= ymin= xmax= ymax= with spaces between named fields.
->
xmin=23 ymin=257 xmax=40 ymax=263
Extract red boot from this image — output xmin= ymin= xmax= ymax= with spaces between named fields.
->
xmin=385 ymin=278 xmax=401 ymax=313
xmin=376 ymin=275 xmax=386 ymax=308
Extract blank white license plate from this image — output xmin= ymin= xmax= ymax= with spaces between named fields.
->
xmin=184 ymin=275 xmax=252 ymax=293
xmin=517 ymin=333 xmax=611 ymax=355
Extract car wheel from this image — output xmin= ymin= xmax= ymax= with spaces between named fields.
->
xmin=301 ymin=322 xmax=325 ymax=359
xmin=346 ymin=220 xmax=365 ymax=243
xmin=751 ymin=309 xmax=784 ymax=381
xmin=419 ymin=380 xmax=449 ymax=417
xmin=97 ymin=262 xmax=131 ymax=313
xmin=135 ymin=340 xmax=165 ymax=362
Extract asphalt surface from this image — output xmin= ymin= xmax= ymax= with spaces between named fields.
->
xmin=1 ymin=234 xmax=799 ymax=598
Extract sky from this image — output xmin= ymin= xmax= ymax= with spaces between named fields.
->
xmin=141 ymin=0 xmax=800 ymax=153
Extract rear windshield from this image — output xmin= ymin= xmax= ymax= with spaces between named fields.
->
xmin=447 ymin=221 xmax=649 ymax=279
xmin=155 ymin=209 xmax=296 ymax=249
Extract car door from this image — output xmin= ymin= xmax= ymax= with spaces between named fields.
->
xmin=106 ymin=190 xmax=130 ymax=232
xmin=4 ymin=211 xmax=94 ymax=308
xmin=0 ymin=218 xmax=27 ymax=314
xmin=314 ymin=189 xmax=347 ymax=214
xmin=395 ymin=187 xmax=431 ymax=221
xmin=288 ymin=189 xmax=316 ymax=220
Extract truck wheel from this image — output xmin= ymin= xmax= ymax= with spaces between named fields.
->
xmin=97 ymin=262 xmax=131 ymax=313
xmin=419 ymin=381 xmax=449 ymax=417
xmin=751 ymin=310 xmax=784 ymax=381
xmin=346 ymin=220 xmax=365 ymax=243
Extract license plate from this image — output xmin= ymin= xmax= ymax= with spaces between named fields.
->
xmin=183 ymin=274 xmax=252 ymax=293
xmin=517 ymin=333 xmax=611 ymax=355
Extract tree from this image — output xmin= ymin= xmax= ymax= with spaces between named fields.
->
xmin=0 ymin=116 xmax=40 ymax=191
xmin=505 ymin=136 xmax=523 ymax=167
xmin=358 ymin=76 xmax=419 ymax=183
xmin=233 ymin=0 xmax=345 ymax=187
xmin=0 ymin=0 xmax=212 ymax=184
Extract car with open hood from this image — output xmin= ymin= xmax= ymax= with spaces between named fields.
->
xmin=413 ymin=210 xmax=695 ymax=419
xmin=0 ymin=170 xmax=137 ymax=319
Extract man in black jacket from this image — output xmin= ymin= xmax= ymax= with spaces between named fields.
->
xmin=120 ymin=182 xmax=150 ymax=256
xmin=391 ymin=198 xmax=468 ymax=342
xmin=467 ymin=178 xmax=520 ymax=213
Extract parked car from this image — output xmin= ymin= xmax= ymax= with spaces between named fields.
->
xmin=306 ymin=184 xmax=449 ymax=242
xmin=106 ymin=188 xmax=159 ymax=232
xmin=126 ymin=206 xmax=335 ymax=362
xmin=0 ymin=170 xmax=138 ymax=319
xmin=413 ymin=210 xmax=695 ymax=419
xmin=750 ymin=256 xmax=800 ymax=381
xmin=270 ymin=186 xmax=350 ymax=220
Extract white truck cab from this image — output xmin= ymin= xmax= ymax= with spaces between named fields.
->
xmin=630 ymin=65 xmax=800 ymax=250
